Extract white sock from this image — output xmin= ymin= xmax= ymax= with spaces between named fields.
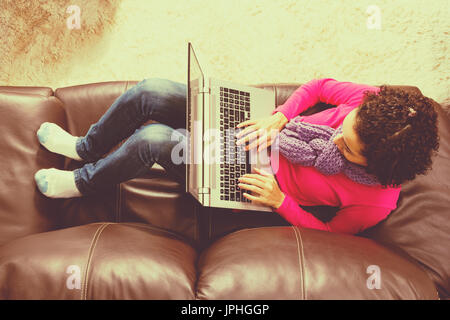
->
xmin=34 ymin=168 xmax=83 ymax=198
xmin=37 ymin=122 xmax=83 ymax=161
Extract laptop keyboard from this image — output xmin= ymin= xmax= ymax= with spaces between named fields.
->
xmin=219 ymin=86 xmax=252 ymax=202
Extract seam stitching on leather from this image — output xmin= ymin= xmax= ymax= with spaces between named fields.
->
xmin=118 ymin=222 xmax=191 ymax=241
xmin=293 ymin=226 xmax=306 ymax=300
xmin=81 ymin=223 xmax=111 ymax=300
xmin=118 ymin=183 xmax=122 ymax=222
xmin=115 ymin=184 xmax=119 ymax=222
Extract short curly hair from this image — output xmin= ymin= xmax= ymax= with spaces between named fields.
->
xmin=354 ymin=85 xmax=440 ymax=188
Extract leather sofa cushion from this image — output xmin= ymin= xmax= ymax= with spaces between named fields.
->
xmin=0 ymin=222 xmax=197 ymax=299
xmin=197 ymin=226 xmax=438 ymax=299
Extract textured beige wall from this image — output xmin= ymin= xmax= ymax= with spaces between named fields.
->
xmin=1 ymin=0 xmax=448 ymax=101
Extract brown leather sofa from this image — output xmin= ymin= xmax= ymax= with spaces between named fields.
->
xmin=0 ymin=80 xmax=448 ymax=300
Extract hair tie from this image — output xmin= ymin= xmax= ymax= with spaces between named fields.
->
xmin=408 ymin=107 xmax=417 ymax=117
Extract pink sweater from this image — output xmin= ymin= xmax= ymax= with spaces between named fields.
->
xmin=270 ymin=78 xmax=401 ymax=235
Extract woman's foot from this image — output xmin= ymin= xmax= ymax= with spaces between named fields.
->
xmin=37 ymin=122 xmax=83 ymax=161
xmin=34 ymin=168 xmax=83 ymax=198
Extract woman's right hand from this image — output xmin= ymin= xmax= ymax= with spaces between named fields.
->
xmin=235 ymin=112 xmax=289 ymax=152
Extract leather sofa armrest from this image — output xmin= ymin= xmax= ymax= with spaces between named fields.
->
xmin=0 ymin=86 xmax=54 ymax=97
xmin=0 ymin=91 xmax=67 ymax=246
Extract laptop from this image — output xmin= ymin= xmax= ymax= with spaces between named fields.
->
xmin=186 ymin=42 xmax=276 ymax=212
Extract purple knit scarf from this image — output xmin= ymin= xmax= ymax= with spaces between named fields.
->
xmin=277 ymin=116 xmax=380 ymax=186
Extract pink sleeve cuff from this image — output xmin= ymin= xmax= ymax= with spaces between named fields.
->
xmin=273 ymin=194 xmax=330 ymax=232
xmin=274 ymin=194 xmax=301 ymax=221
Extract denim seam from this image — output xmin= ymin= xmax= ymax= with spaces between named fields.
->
xmin=73 ymin=168 xmax=85 ymax=196
xmin=75 ymin=136 xmax=88 ymax=161
xmin=75 ymin=136 xmax=102 ymax=163
xmin=77 ymin=119 xmax=139 ymax=163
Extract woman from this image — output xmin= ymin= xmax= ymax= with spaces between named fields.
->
xmin=34 ymin=78 xmax=439 ymax=234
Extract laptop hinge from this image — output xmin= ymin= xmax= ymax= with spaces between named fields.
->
xmin=196 ymin=81 xmax=211 ymax=203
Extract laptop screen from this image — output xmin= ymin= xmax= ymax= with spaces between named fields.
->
xmin=186 ymin=42 xmax=205 ymax=193
xmin=187 ymin=42 xmax=204 ymax=134
xmin=188 ymin=42 xmax=204 ymax=91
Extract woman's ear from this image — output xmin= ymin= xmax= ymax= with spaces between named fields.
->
xmin=356 ymin=154 xmax=368 ymax=167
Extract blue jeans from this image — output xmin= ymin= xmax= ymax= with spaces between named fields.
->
xmin=73 ymin=78 xmax=187 ymax=195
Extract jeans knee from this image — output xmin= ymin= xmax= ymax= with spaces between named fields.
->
xmin=133 ymin=124 xmax=185 ymax=163
xmin=134 ymin=77 xmax=176 ymax=101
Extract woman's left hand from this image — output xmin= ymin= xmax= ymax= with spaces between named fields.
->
xmin=238 ymin=167 xmax=286 ymax=209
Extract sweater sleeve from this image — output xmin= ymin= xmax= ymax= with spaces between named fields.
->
xmin=272 ymin=78 xmax=380 ymax=120
xmin=275 ymin=194 xmax=392 ymax=235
